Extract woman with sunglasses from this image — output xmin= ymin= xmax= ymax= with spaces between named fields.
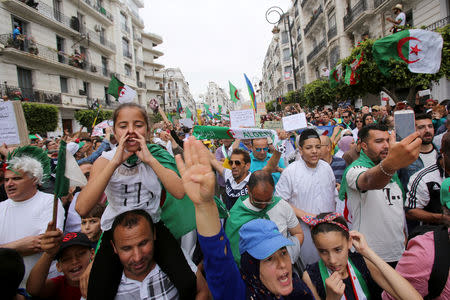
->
xmin=352 ymin=118 xmax=363 ymax=141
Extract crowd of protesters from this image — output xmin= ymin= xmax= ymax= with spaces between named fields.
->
xmin=0 ymin=94 xmax=449 ymax=300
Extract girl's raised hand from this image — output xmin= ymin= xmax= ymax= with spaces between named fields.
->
xmin=111 ymin=134 xmax=134 ymax=166
xmin=134 ymin=131 xmax=154 ymax=164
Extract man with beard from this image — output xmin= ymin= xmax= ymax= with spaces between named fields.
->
xmin=339 ymin=124 xmax=421 ymax=267
xmin=399 ymin=114 xmax=438 ymax=190
xmin=405 ymin=132 xmax=450 ymax=226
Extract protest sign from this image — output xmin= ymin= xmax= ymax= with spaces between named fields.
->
xmin=179 ymin=118 xmax=194 ymax=128
xmin=282 ymin=113 xmax=307 ymax=131
xmin=264 ymin=121 xmax=283 ymax=130
xmin=230 ymin=109 xmax=255 ymax=128
xmin=0 ymin=101 xmax=29 ymax=146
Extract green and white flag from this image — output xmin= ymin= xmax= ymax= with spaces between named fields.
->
xmin=54 ymin=140 xmax=87 ymax=198
xmin=185 ymin=107 xmax=193 ymax=119
xmin=229 ymin=81 xmax=240 ymax=103
xmin=329 ymin=63 xmax=343 ymax=88
xmin=373 ymin=29 xmax=443 ymax=76
xmin=193 ymin=125 xmax=278 ymax=143
xmin=107 ymin=75 xmax=137 ymax=103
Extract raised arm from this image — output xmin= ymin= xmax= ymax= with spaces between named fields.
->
xmin=209 ymin=151 xmax=225 ymax=176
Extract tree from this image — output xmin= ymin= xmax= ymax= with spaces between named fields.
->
xmin=149 ymin=113 xmax=163 ymax=124
xmin=22 ymin=102 xmax=58 ymax=135
xmin=74 ymin=109 xmax=113 ymax=132
xmin=303 ymin=80 xmax=336 ymax=107
xmin=333 ymin=25 xmax=449 ymax=103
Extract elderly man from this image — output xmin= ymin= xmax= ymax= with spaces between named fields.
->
xmin=0 ymin=146 xmax=64 ymax=288
xmin=340 ymin=123 xmax=421 ymax=266
xmin=111 ymin=209 xmax=209 ymax=299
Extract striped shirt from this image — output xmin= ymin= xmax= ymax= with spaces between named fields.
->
xmin=406 ymin=162 xmax=445 ymax=213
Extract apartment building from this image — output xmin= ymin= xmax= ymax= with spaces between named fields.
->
xmin=201 ymin=81 xmax=235 ymax=114
xmin=158 ymin=67 xmax=195 ymax=115
xmin=262 ymin=0 xmax=449 ymax=104
xmin=0 ymin=0 xmax=164 ymax=134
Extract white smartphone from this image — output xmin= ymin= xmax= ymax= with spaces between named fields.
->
xmin=394 ymin=110 xmax=415 ymax=141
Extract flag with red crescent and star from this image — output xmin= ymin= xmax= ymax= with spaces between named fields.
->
xmin=372 ymin=29 xmax=443 ymax=76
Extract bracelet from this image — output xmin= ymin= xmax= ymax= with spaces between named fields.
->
xmin=379 ymin=160 xmax=395 ymax=177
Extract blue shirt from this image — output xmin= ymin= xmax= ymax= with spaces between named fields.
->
xmin=250 ymin=152 xmax=285 ymax=185
xmin=330 ymin=156 xmax=346 ymax=184
xmin=13 ymin=28 xmax=20 ymax=39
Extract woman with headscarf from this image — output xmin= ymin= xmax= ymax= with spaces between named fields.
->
xmin=176 ymin=137 xmax=316 ymax=300
xmin=335 ymin=135 xmax=355 ymax=158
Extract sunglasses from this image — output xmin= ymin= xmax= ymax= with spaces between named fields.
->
xmin=356 ymin=120 xmax=363 ymax=123
xmin=230 ymin=160 xmax=242 ymax=166
xmin=255 ymin=147 xmax=269 ymax=152
xmin=249 ymin=194 xmax=275 ymax=206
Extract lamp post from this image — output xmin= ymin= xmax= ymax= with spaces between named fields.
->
xmin=265 ymin=6 xmax=297 ymax=90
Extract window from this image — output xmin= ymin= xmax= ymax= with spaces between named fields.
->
xmin=120 ymin=12 xmax=128 ymax=32
xmin=122 ymin=38 xmax=130 ymax=58
xmin=124 ymin=64 xmax=132 ymax=76
xmin=283 ymin=48 xmax=290 ymax=61
xmin=101 ymin=56 xmax=108 ymax=76
xmin=328 ymin=10 xmax=336 ymax=29
xmin=56 ymin=36 xmax=65 ymax=63
xmin=281 ymin=31 xmax=289 ymax=44
xmin=287 ymin=83 xmax=294 ymax=91
xmin=60 ymin=77 xmax=68 ymax=93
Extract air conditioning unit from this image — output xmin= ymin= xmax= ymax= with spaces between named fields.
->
xmin=94 ymin=24 xmax=102 ymax=32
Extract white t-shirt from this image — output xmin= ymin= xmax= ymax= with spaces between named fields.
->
xmin=100 ymin=149 xmax=162 ymax=231
xmin=65 ymin=192 xmax=81 ymax=233
xmin=346 ymin=166 xmax=405 ymax=262
xmin=396 ymin=12 xmax=406 ymax=26
xmin=275 ymin=158 xmax=336 ymax=265
xmin=0 ymin=191 xmax=65 ymax=288
xmin=223 ymin=168 xmax=250 ymax=203
xmin=419 ymin=149 xmax=437 ymax=168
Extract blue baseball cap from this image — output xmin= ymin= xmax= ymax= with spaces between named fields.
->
xmin=239 ymin=219 xmax=294 ymax=260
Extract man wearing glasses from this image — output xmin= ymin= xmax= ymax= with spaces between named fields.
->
xmin=250 ymin=138 xmax=286 ymax=185
xmin=341 ymin=111 xmax=355 ymax=130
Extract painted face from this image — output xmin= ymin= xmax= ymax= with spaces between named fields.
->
xmin=362 ymin=130 xmax=390 ymax=163
xmin=113 ymin=107 xmax=148 ymax=152
xmin=252 ymin=138 xmax=269 ymax=161
xmin=4 ymin=169 xmax=37 ymax=202
xmin=81 ymin=217 xmax=102 ymax=242
xmin=57 ymin=246 xmax=93 ymax=286
xmin=415 ymin=119 xmax=434 ymax=145
xmin=313 ymin=231 xmax=351 ymax=278
xmin=300 ymin=138 xmax=321 ymax=168
xmin=112 ymin=218 xmax=156 ymax=282
xmin=259 ymin=248 xmax=293 ymax=296
xmin=230 ymin=153 xmax=249 ymax=181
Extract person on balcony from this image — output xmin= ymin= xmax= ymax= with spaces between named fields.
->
xmin=387 ymin=4 xmax=406 ymax=33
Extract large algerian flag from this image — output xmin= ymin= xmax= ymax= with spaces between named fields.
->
xmin=345 ymin=52 xmax=363 ymax=85
xmin=329 ymin=63 xmax=343 ymax=88
xmin=373 ymin=29 xmax=443 ymax=76
xmin=229 ymin=81 xmax=240 ymax=103
xmin=107 ymin=75 xmax=137 ymax=103
xmin=54 ymin=140 xmax=88 ymax=198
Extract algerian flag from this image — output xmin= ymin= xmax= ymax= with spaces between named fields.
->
xmin=344 ymin=52 xmax=363 ymax=85
xmin=203 ymin=103 xmax=213 ymax=118
xmin=107 ymin=75 xmax=137 ymax=103
xmin=373 ymin=29 xmax=443 ymax=76
xmin=229 ymin=81 xmax=240 ymax=103
xmin=329 ymin=63 xmax=343 ymax=88
xmin=185 ymin=107 xmax=193 ymax=119
xmin=54 ymin=140 xmax=87 ymax=198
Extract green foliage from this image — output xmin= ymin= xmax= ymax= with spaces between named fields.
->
xmin=74 ymin=109 xmax=113 ymax=132
xmin=22 ymin=102 xmax=58 ymax=135
xmin=265 ymin=100 xmax=275 ymax=112
xmin=149 ymin=113 xmax=163 ymax=124
xmin=303 ymin=80 xmax=335 ymax=107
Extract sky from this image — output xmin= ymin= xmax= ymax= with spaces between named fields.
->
xmin=142 ymin=0 xmax=291 ymax=103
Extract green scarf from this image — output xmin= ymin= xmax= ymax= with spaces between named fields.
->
xmin=339 ymin=150 xmax=404 ymax=202
xmin=225 ymin=195 xmax=281 ymax=267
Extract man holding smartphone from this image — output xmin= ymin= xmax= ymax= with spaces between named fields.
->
xmin=340 ymin=123 xmax=421 ymax=267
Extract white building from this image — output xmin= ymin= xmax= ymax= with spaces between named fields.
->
xmin=262 ymin=0 xmax=449 ymax=105
xmin=0 ymin=0 xmax=164 ymax=134
xmin=158 ymin=67 xmax=195 ymax=115
xmin=201 ymin=81 xmax=235 ymax=114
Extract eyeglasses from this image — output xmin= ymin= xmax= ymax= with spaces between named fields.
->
xmin=229 ymin=160 xmax=242 ymax=166
xmin=249 ymin=193 xmax=275 ymax=206
xmin=355 ymin=120 xmax=363 ymax=123
xmin=343 ymin=134 xmax=353 ymax=137
xmin=343 ymin=115 xmax=350 ymax=118
xmin=255 ymin=147 xmax=269 ymax=152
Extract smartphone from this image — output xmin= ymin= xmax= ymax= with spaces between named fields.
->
xmin=394 ymin=110 xmax=415 ymax=141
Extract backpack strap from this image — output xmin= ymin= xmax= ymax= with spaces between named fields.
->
xmin=425 ymin=226 xmax=449 ymax=300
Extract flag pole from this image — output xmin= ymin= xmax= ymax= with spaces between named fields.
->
xmin=91 ymin=104 xmax=102 ymax=130
xmin=51 ymin=194 xmax=58 ymax=230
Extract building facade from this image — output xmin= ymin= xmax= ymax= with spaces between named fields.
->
xmin=0 ymin=0 xmax=164 ymax=135
xmin=158 ymin=67 xmax=195 ymax=115
xmin=262 ymin=0 xmax=449 ymax=104
xmin=201 ymin=81 xmax=235 ymax=114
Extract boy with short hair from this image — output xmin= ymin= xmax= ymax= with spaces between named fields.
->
xmin=26 ymin=222 xmax=93 ymax=300
xmin=80 ymin=203 xmax=105 ymax=244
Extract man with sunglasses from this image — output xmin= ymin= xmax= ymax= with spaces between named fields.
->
xmin=341 ymin=111 xmax=355 ymax=130
xmin=250 ymin=138 xmax=286 ymax=185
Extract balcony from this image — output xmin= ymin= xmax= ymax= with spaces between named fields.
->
xmin=301 ymin=0 xmax=309 ymax=8
xmin=85 ymin=28 xmax=116 ymax=53
xmin=374 ymin=0 xmax=388 ymax=9
xmin=136 ymin=58 xmax=144 ymax=68
xmin=304 ymin=6 xmax=323 ymax=35
xmin=2 ymin=0 xmax=82 ymax=36
xmin=0 ymin=34 xmax=110 ymax=81
xmin=133 ymin=32 xmax=143 ymax=44
xmin=298 ymin=59 xmax=304 ymax=69
xmin=1 ymin=83 xmax=62 ymax=104
xmin=121 ymin=23 xmax=130 ymax=34
xmin=424 ymin=16 xmax=449 ymax=31
xmin=69 ymin=0 xmax=113 ymax=25
xmin=137 ymin=81 xmax=146 ymax=89
xmin=307 ymin=38 xmax=326 ymax=62
xmin=123 ymin=49 xmax=132 ymax=59
xmin=327 ymin=26 xmax=337 ymax=40
xmin=130 ymin=9 xmax=144 ymax=27
xmin=344 ymin=0 xmax=367 ymax=29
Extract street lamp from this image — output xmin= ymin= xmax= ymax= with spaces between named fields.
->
xmin=265 ymin=6 xmax=297 ymax=90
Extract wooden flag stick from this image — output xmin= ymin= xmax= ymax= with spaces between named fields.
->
xmin=51 ymin=194 xmax=58 ymax=230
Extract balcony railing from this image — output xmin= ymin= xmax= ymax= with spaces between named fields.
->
xmin=301 ymin=0 xmax=309 ymax=8
xmin=0 ymin=83 xmax=62 ymax=104
xmin=130 ymin=9 xmax=144 ymax=25
xmin=85 ymin=28 xmax=116 ymax=51
xmin=327 ymin=26 xmax=337 ymax=40
xmin=133 ymin=32 xmax=143 ymax=43
xmin=307 ymin=38 xmax=326 ymax=62
xmin=81 ymin=0 xmax=113 ymax=22
xmin=0 ymin=34 xmax=108 ymax=78
xmin=424 ymin=16 xmax=449 ymax=31
xmin=121 ymin=23 xmax=130 ymax=33
xmin=136 ymin=58 xmax=144 ymax=67
xmin=374 ymin=0 xmax=387 ymax=9
xmin=123 ymin=49 xmax=132 ymax=59
xmin=343 ymin=0 xmax=366 ymax=29
xmin=304 ymin=6 xmax=323 ymax=35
